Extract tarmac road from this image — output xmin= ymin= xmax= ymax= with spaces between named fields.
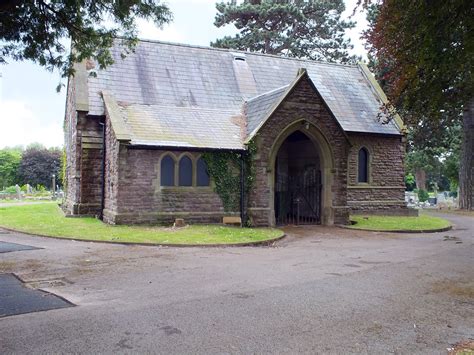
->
xmin=0 ymin=212 xmax=472 ymax=354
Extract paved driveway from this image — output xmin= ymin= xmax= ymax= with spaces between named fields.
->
xmin=0 ymin=213 xmax=473 ymax=354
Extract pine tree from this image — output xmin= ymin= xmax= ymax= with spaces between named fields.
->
xmin=211 ymin=0 xmax=357 ymax=63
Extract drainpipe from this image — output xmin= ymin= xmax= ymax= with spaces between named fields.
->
xmin=99 ymin=121 xmax=106 ymax=220
xmin=240 ymin=152 xmax=245 ymax=227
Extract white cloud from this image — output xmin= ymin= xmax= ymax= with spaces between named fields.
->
xmin=0 ymin=100 xmax=63 ymax=148
xmin=343 ymin=0 xmax=369 ymax=58
xmin=137 ymin=19 xmax=185 ymax=43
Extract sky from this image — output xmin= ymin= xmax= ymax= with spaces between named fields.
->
xmin=0 ymin=0 xmax=368 ymax=149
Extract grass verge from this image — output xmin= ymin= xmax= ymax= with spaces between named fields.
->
xmin=0 ymin=203 xmax=283 ymax=245
xmin=349 ymin=214 xmax=451 ymax=231
xmin=0 ymin=200 xmax=56 ymax=204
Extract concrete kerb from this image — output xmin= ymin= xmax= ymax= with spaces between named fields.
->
xmin=0 ymin=226 xmax=286 ymax=248
xmin=337 ymin=224 xmax=453 ymax=234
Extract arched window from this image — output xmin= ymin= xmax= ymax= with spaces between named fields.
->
xmin=161 ymin=155 xmax=175 ymax=186
xmin=196 ymin=158 xmax=210 ymax=186
xmin=358 ymin=147 xmax=369 ymax=183
xmin=179 ymin=156 xmax=193 ymax=186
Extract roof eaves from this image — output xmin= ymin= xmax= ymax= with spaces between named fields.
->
xmin=129 ymin=140 xmax=245 ymax=152
xmin=101 ymin=91 xmax=131 ymax=142
xmin=357 ymin=62 xmax=406 ymax=134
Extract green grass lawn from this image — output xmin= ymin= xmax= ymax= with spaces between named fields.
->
xmin=349 ymin=214 xmax=451 ymax=231
xmin=0 ymin=199 xmax=56 ymax=204
xmin=0 ymin=203 xmax=283 ymax=245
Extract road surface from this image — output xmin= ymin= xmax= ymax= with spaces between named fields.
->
xmin=0 ymin=213 xmax=472 ymax=354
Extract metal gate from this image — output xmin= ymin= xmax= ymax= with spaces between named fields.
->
xmin=275 ymin=168 xmax=322 ymax=225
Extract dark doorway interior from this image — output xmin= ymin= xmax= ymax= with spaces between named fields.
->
xmin=275 ymin=130 xmax=322 ymax=225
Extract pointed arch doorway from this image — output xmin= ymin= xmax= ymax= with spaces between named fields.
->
xmin=268 ymin=121 xmax=335 ymax=226
xmin=274 ymin=130 xmax=321 ymax=224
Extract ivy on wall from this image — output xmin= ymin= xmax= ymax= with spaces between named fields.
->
xmin=202 ymin=151 xmax=241 ymax=212
xmin=202 ymin=140 xmax=257 ymax=217
xmin=61 ymin=148 xmax=67 ymax=190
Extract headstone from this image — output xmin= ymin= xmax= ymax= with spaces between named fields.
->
xmin=405 ymin=191 xmax=418 ymax=205
xmin=26 ymin=184 xmax=33 ymax=194
xmin=51 ymin=174 xmax=56 ymax=200
xmin=173 ymin=218 xmax=186 ymax=228
xmin=15 ymin=184 xmax=21 ymax=200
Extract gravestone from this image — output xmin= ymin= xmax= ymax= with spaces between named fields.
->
xmin=437 ymin=193 xmax=446 ymax=202
xmin=15 ymin=184 xmax=21 ymax=200
xmin=174 ymin=218 xmax=186 ymax=228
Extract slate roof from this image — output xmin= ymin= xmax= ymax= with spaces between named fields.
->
xmin=85 ymin=39 xmax=402 ymax=149
xmin=121 ymin=103 xmax=243 ymax=149
xmin=245 ymin=85 xmax=289 ymax=135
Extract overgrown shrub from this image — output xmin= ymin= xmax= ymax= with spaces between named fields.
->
xmin=418 ymin=189 xmax=429 ymax=202
xmin=3 ymin=186 xmax=18 ymax=194
xmin=404 ymin=173 xmax=416 ymax=191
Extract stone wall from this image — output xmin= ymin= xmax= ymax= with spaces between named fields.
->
xmin=347 ymin=133 xmax=414 ymax=215
xmin=102 ymin=122 xmax=234 ymax=224
xmin=77 ymin=116 xmax=103 ymax=215
xmin=248 ymin=75 xmax=350 ymax=226
xmin=63 ymin=80 xmax=104 ymax=217
xmin=102 ymin=115 xmax=120 ymax=221
xmin=63 ymin=76 xmax=80 ymax=215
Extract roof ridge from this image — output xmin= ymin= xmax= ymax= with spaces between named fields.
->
xmin=115 ymin=37 xmax=359 ymax=69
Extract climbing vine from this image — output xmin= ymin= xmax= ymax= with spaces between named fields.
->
xmin=60 ymin=148 xmax=67 ymax=191
xmin=202 ymin=139 xmax=257 ymax=217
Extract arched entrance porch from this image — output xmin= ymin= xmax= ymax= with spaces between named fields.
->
xmin=274 ymin=130 xmax=321 ymax=224
xmin=268 ymin=121 xmax=335 ymax=226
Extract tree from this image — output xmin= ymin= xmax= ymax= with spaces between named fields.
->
xmin=211 ymin=0 xmax=357 ymax=63
xmin=405 ymin=125 xmax=461 ymax=191
xmin=0 ymin=147 xmax=22 ymax=189
xmin=443 ymin=151 xmax=460 ymax=192
xmin=405 ymin=150 xmax=432 ymax=191
xmin=18 ymin=146 xmax=62 ymax=189
xmin=0 ymin=0 xmax=172 ymax=81
xmin=362 ymin=3 xmax=390 ymax=92
xmin=364 ymin=0 xmax=473 ymax=210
